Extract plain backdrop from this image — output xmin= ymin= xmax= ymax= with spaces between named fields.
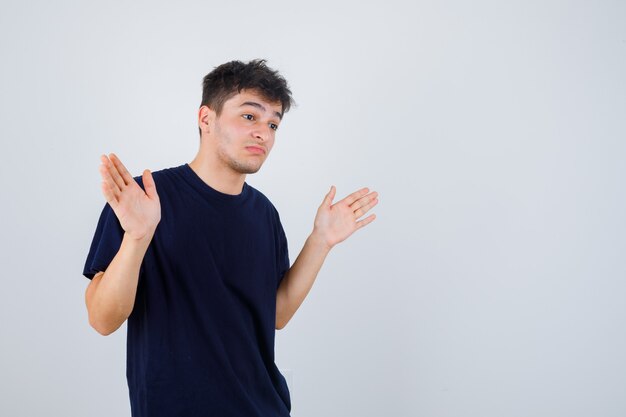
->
xmin=0 ymin=1 xmax=625 ymax=416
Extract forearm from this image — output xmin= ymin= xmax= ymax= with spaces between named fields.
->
xmin=86 ymin=232 xmax=152 ymax=335
xmin=276 ymin=230 xmax=332 ymax=329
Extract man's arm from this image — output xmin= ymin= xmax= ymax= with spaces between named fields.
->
xmin=276 ymin=232 xmax=331 ymax=330
xmin=86 ymin=153 xmax=161 ymax=335
xmin=85 ymin=232 xmax=153 ymax=335
xmin=275 ymin=185 xmax=379 ymax=330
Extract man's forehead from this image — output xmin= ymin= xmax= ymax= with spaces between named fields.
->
xmin=230 ymin=90 xmax=283 ymax=118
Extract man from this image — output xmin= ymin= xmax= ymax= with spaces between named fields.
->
xmin=82 ymin=59 xmax=379 ymax=416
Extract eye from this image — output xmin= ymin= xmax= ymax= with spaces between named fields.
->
xmin=269 ymin=123 xmax=279 ymax=131
xmin=242 ymin=114 xmax=254 ymax=121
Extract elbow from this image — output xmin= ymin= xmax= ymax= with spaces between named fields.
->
xmin=275 ymin=287 xmax=289 ymax=330
xmin=275 ymin=315 xmax=290 ymax=330
xmin=94 ymin=326 xmax=115 ymax=337
xmin=275 ymin=315 xmax=285 ymax=330
xmin=88 ymin=308 xmax=126 ymax=336
xmin=86 ymin=291 xmax=127 ymax=336
xmin=88 ymin=315 xmax=118 ymax=336
xmin=85 ymin=274 xmax=117 ymax=336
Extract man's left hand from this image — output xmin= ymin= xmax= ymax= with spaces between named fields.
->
xmin=312 ymin=186 xmax=379 ymax=250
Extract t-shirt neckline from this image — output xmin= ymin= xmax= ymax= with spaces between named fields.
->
xmin=180 ymin=163 xmax=250 ymax=203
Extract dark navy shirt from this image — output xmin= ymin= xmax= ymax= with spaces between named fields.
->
xmin=83 ymin=163 xmax=291 ymax=417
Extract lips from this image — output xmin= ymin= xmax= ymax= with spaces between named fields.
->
xmin=246 ymin=146 xmax=266 ymax=154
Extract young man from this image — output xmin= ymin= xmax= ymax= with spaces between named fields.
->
xmin=82 ymin=59 xmax=379 ymax=416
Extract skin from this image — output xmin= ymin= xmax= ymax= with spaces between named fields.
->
xmin=189 ymin=89 xmax=283 ymax=195
xmin=86 ymin=88 xmax=379 ymax=334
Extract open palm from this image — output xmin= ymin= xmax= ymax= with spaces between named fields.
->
xmin=99 ymin=153 xmax=161 ymax=241
xmin=313 ymin=186 xmax=379 ymax=249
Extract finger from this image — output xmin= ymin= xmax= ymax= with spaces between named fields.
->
xmin=354 ymin=196 xmax=379 ymax=218
xmin=142 ymin=169 xmax=159 ymax=200
xmin=324 ymin=185 xmax=336 ymax=206
xmin=110 ymin=153 xmax=135 ymax=186
xmin=357 ymin=190 xmax=378 ymax=202
xmin=101 ymin=180 xmax=119 ymax=209
xmin=105 ymin=153 xmax=127 ymax=190
xmin=100 ymin=154 xmax=122 ymax=192
xmin=99 ymin=157 xmax=121 ymax=196
xmin=341 ymin=187 xmax=369 ymax=206
xmin=350 ymin=191 xmax=378 ymax=210
xmin=99 ymin=162 xmax=119 ymax=208
xmin=356 ymin=213 xmax=376 ymax=230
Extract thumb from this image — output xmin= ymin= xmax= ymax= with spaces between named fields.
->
xmin=142 ymin=169 xmax=158 ymax=200
xmin=324 ymin=185 xmax=336 ymax=207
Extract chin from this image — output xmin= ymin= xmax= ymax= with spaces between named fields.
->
xmin=231 ymin=161 xmax=263 ymax=174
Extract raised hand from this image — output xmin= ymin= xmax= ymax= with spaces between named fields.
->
xmin=312 ymin=186 xmax=379 ymax=249
xmin=99 ymin=153 xmax=161 ymax=241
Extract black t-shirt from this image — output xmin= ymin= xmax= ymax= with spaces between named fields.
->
xmin=83 ymin=163 xmax=291 ymax=417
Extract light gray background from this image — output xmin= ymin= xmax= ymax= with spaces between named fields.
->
xmin=1 ymin=1 xmax=625 ymax=416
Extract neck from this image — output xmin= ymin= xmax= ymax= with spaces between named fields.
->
xmin=188 ymin=150 xmax=246 ymax=196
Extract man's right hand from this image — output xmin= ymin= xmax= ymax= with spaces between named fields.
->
xmin=99 ymin=153 xmax=161 ymax=242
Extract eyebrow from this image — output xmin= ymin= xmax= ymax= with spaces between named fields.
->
xmin=239 ymin=101 xmax=283 ymax=120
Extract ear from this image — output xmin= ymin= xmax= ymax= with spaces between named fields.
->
xmin=198 ymin=105 xmax=216 ymax=137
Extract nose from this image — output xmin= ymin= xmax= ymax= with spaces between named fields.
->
xmin=252 ymin=124 xmax=272 ymax=142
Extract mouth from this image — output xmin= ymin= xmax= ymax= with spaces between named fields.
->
xmin=246 ymin=146 xmax=266 ymax=155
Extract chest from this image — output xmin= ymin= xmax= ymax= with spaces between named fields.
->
xmin=152 ymin=198 xmax=279 ymax=289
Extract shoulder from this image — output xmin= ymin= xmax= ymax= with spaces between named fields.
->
xmin=246 ymin=183 xmax=285 ymax=228
xmin=247 ymin=183 xmax=279 ymax=212
xmin=131 ymin=164 xmax=183 ymax=192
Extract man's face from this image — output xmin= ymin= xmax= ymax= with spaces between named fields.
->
xmin=210 ymin=89 xmax=283 ymax=175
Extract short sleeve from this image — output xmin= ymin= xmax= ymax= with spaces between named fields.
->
xmin=82 ymin=202 xmax=125 ymax=280
xmin=275 ymin=212 xmax=290 ymax=290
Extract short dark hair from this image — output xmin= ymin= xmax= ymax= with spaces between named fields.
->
xmin=198 ymin=59 xmax=295 ymax=136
